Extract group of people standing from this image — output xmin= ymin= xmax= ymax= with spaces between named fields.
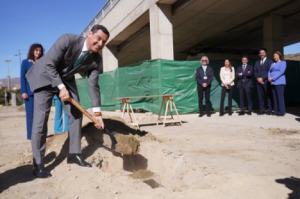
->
xmin=196 ymin=48 xmax=287 ymax=117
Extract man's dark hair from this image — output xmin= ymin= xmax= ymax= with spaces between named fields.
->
xmin=242 ymin=55 xmax=248 ymax=59
xmin=27 ymin=43 xmax=44 ymax=60
xmin=259 ymin=48 xmax=268 ymax=53
xmin=91 ymin=24 xmax=110 ymax=38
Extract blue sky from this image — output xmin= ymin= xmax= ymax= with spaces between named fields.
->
xmin=0 ymin=1 xmax=299 ymax=79
xmin=284 ymin=42 xmax=300 ymax=54
xmin=0 ymin=0 xmax=106 ymax=79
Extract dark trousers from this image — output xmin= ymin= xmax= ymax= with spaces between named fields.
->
xmin=256 ymin=81 xmax=272 ymax=112
xmin=25 ymin=95 xmax=34 ymax=140
xmin=239 ymin=84 xmax=252 ymax=112
xmin=220 ymin=86 xmax=233 ymax=113
xmin=197 ymin=85 xmax=212 ymax=114
xmin=31 ymin=86 xmax=82 ymax=165
xmin=271 ymin=85 xmax=285 ymax=115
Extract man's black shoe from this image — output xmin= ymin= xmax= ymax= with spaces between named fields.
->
xmin=67 ymin=154 xmax=92 ymax=167
xmin=33 ymin=164 xmax=51 ymax=178
xmin=238 ymin=111 xmax=245 ymax=115
xmin=219 ymin=112 xmax=224 ymax=116
xmin=247 ymin=111 xmax=252 ymax=115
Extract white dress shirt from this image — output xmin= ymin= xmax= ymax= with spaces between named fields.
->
xmin=260 ymin=57 xmax=266 ymax=65
xmin=58 ymin=40 xmax=101 ymax=113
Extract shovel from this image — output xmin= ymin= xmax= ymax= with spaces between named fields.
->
xmin=67 ymin=97 xmax=139 ymax=155
xmin=67 ymin=97 xmax=101 ymax=127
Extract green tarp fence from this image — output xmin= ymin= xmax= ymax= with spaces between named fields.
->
xmin=76 ymin=59 xmax=300 ymax=114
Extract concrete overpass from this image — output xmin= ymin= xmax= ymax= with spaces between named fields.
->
xmin=82 ymin=0 xmax=300 ymax=72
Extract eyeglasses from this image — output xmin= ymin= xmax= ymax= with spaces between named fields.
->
xmin=201 ymin=60 xmax=208 ymax=62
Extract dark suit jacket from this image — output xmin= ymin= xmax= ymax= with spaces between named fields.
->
xmin=26 ymin=34 xmax=102 ymax=107
xmin=195 ymin=65 xmax=214 ymax=86
xmin=236 ymin=64 xmax=253 ymax=88
xmin=254 ymin=58 xmax=273 ymax=79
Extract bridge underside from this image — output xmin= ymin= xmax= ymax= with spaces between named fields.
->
xmin=84 ymin=0 xmax=300 ymax=71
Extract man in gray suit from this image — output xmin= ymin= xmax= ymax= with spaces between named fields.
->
xmin=26 ymin=24 xmax=109 ymax=178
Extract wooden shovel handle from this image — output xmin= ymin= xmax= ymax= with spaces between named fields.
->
xmin=67 ymin=97 xmax=100 ymax=126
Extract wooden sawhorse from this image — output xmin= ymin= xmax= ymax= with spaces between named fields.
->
xmin=120 ymin=98 xmax=139 ymax=128
xmin=157 ymin=95 xmax=182 ymax=126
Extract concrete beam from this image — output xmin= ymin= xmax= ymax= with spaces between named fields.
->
xmin=100 ymin=0 xmax=159 ymax=42
xmin=149 ymin=3 xmax=174 ymax=60
xmin=102 ymin=46 xmax=119 ymax=72
xmin=263 ymin=15 xmax=284 ymax=54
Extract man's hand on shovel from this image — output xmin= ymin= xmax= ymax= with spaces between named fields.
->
xmin=66 ymin=96 xmax=105 ymax=130
xmin=59 ymin=87 xmax=70 ymax=101
xmin=94 ymin=112 xmax=105 ymax=129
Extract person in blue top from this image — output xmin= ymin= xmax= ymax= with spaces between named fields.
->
xmin=20 ymin=43 xmax=44 ymax=139
xmin=268 ymin=51 xmax=287 ymax=116
xmin=53 ymin=95 xmax=69 ymax=134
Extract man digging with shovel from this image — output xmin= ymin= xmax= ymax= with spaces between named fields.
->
xmin=26 ymin=24 xmax=109 ymax=178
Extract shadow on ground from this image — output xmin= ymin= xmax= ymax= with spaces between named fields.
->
xmin=276 ymin=177 xmax=300 ymax=199
xmin=0 ymin=118 xmax=148 ymax=193
xmin=0 ymin=165 xmax=34 ymax=193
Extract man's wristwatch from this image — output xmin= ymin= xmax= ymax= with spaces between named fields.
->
xmin=94 ymin=112 xmax=102 ymax=117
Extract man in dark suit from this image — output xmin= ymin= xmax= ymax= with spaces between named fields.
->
xmin=254 ymin=48 xmax=273 ymax=115
xmin=236 ymin=56 xmax=253 ymax=115
xmin=26 ymin=25 xmax=109 ymax=178
xmin=195 ymin=56 xmax=214 ymax=117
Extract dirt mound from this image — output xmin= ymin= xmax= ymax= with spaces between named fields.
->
xmin=114 ymin=134 xmax=140 ymax=155
xmin=81 ymin=122 xmax=141 ymax=155
xmin=18 ymin=118 xmax=147 ymax=173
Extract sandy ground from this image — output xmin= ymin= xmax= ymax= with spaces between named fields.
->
xmin=0 ymin=106 xmax=299 ymax=199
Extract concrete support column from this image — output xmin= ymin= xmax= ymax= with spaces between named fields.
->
xmin=263 ymin=15 xmax=284 ymax=55
xmin=102 ymin=45 xmax=119 ymax=72
xmin=149 ymin=3 xmax=174 ymax=60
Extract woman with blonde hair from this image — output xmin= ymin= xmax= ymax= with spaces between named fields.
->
xmin=219 ymin=59 xmax=235 ymax=116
